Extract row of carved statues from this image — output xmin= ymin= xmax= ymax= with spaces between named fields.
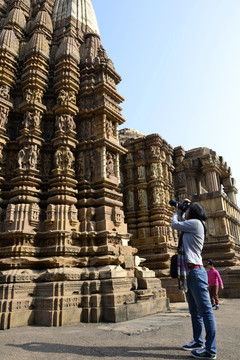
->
xmin=126 ymin=186 xmax=171 ymax=211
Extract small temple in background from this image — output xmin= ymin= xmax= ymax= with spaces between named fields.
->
xmin=120 ymin=129 xmax=240 ymax=302
xmin=0 ymin=0 xmax=239 ymax=329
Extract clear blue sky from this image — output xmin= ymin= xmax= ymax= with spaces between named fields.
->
xmin=92 ymin=0 xmax=240 ymax=202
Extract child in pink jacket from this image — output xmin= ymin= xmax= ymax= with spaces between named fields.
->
xmin=207 ymin=259 xmax=224 ymax=310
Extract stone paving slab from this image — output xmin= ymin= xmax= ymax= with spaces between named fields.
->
xmin=0 ymin=299 xmax=238 ymax=360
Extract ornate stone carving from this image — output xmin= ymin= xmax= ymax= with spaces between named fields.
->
xmin=25 ymin=89 xmax=43 ymax=104
xmin=137 ymin=165 xmax=145 ymax=179
xmin=106 ymin=151 xmax=115 ymax=177
xmin=54 ymin=147 xmax=74 ymax=170
xmin=23 ymin=110 xmax=41 ymax=131
xmin=18 ymin=145 xmax=39 ymax=170
xmin=46 ymin=204 xmax=55 ymax=222
xmin=0 ymin=2 xmax=170 ymax=331
xmin=0 ymin=106 xmax=9 ymax=128
xmin=0 ymin=85 xmax=10 ymax=100
xmin=150 ymin=163 xmax=158 ymax=178
xmin=57 ymin=90 xmax=76 ymax=105
xmin=113 ymin=207 xmax=123 ymax=226
xmin=29 ymin=203 xmax=40 ymax=225
xmin=138 ymin=189 xmax=147 ymax=208
xmin=152 ymin=187 xmax=161 ymax=206
xmin=137 ymin=149 xmax=145 ymax=160
xmin=56 ymin=114 xmax=76 ymax=132
xmin=150 ymin=145 xmax=161 ymax=157
xmin=106 ymin=119 xmax=115 ymax=138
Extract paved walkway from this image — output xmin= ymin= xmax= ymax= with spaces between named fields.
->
xmin=0 ymin=299 xmax=238 ymax=360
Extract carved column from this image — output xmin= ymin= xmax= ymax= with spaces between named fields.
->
xmin=201 ymin=155 xmax=220 ymax=193
xmin=222 ymin=177 xmax=238 ymax=204
xmin=0 ymin=28 xmax=20 ymax=210
xmin=44 ymin=35 xmax=80 ymax=256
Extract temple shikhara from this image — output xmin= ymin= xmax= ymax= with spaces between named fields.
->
xmin=0 ymin=0 xmax=239 ymax=329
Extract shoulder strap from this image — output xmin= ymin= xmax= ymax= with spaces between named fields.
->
xmin=177 ymin=232 xmax=183 ymax=252
xmin=200 ymin=220 xmax=207 ymax=238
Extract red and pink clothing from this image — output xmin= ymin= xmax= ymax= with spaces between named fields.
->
xmin=208 ymin=269 xmax=223 ymax=287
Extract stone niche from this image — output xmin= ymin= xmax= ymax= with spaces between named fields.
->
xmin=0 ymin=0 xmax=168 ymax=329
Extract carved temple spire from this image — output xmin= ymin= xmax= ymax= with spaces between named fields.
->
xmin=0 ymin=0 xmax=167 ymax=329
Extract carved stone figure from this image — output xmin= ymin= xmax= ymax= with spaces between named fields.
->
xmin=150 ymin=163 xmax=158 ymax=178
xmin=33 ymin=112 xmax=41 ymax=129
xmin=56 ymin=115 xmax=64 ymax=131
xmin=106 ymin=119 xmax=114 ymax=138
xmin=138 ymin=149 xmax=145 ymax=160
xmin=0 ymin=85 xmax=10 ymax=100
xmin=55 ymin=149 xmax=63 ymax=169
xmin=106 ymin=152 xmax=115 ymax=177
xmin=54 ymin=147 xmax=74 ymax=170
xmin=57 ymin=89 xmax=68 ymax=105
xmin=137 ymin=166 xmax=145 ymax=179
xmin=57 ymin=90 xmax=76 ymax=105
xmin=28 ymin=145 xmax=39 ymax=169
xmin=68 ymin=91 xmax=76 ymax=104
xmin=35 ymin=89 xmax=43 ymax=103
xmin=64 ymin=147 xmax=74 ymax=169
xmin=23 ymin=111 xmax=41 ymax=131
xmin=150 ymin=146 xmax=160 ymax=157
xmin=65 ymin=114 xmax=75 ymax=131
xmin=152 ymin=187 xmax=161 ymax=205
xmin=25 ymin=89 xmax=43 ymax=103
xmin=0 ymin=106 xmax=9 ymax=128
xmin=25 ymin=89 xmax=32 ymax=103
xmin=23 ymin=111 xmax=32 ymax=129
xmin=56 ymin=114 xmax=76 ymax=132
xmin=138 ymin=189 xmax=147 ymax=207
xmin=18 ymin=148 xmax=26 ymax=169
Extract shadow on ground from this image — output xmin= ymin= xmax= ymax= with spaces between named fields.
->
xmin=7 ymin=343 xmax=186 ymax=359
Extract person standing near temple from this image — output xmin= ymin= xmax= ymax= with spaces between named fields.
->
xmin=171 ymin=200 xmax=217 ymax=360
xmin=207 ymin=260 xmax=224 ymax=310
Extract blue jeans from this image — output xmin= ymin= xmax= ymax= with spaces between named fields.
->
xmin=186 ymin=267 xmax=217 ymax=355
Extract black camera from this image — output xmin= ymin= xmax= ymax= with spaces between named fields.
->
xmin=169 ymin=199 xmax=190 ymax=212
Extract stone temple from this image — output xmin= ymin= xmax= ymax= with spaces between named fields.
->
xmin=0 ymin=0 xmax=239 ymax=329
xmin=0 ymin=0 xmax=169 ymax=329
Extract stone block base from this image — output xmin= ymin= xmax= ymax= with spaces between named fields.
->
xmin=160 ymin=277 xmax=186 ymax=303
xmin=103 ymin=298 xmax=169 ymax=322
xmin=0 ymin=268 xmax=169 ymax=329
xmin=220 ymin=266 xmax=240 ymax=298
